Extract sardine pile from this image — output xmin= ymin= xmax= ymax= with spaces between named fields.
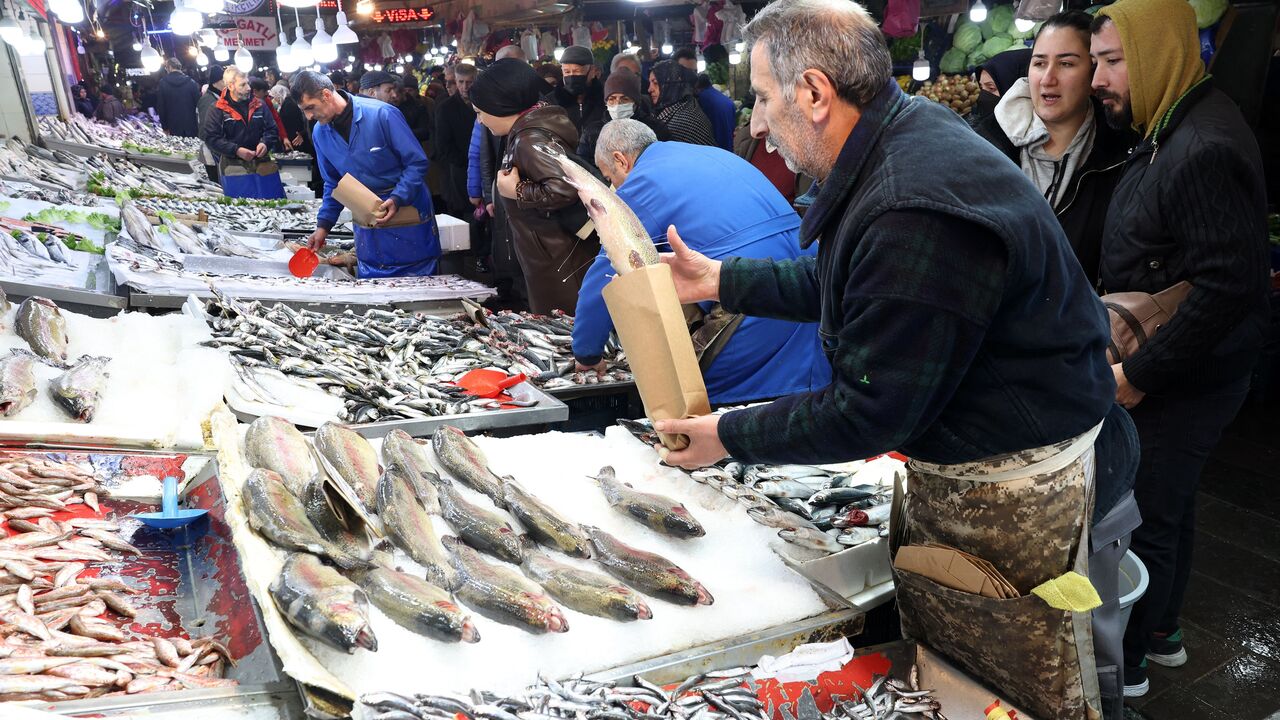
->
xmin=243 ymin=420 xmax=712 ymax=652
xmin=39 ymin=116 xmax=203 ymax=159
xmin=0 ymin=454 xmax=237 ymax=701
xmin=0 ymin=179 xmax=100 ymax=208
xmin=135 ymin=196 xmax=314 ymax=235
xmin=618 ymin=420 xmax=892 ymax=556
xmin=87 ymin=154 xmax=222 ymax=198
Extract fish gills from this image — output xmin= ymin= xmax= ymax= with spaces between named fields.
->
xmin=375 ymin=470 xmax=457 ymax=590
xmin=585 ymin=526 xmax=713 ymax=606
xmin=431 ymin=426 xmax=505 ymax=507
xmin=16 ymin=297 xmax=68 ymax=365
xmin=363 ymin=567 xmax=479 ymax=643
xmin=243 ymin=468 xmax=368 ymax=570
xmin=442 ymin=536 xmax=567 ymax=634
xmin=502 ymin=479 xmax=590 ymax=558
xmin=49 ymin=355 xmax=109 ymax=422
xmin=521 ymin=545 xmax=651 ymax=622
xmin=244 ymin=416 xmax=316 ymax=497
xmin=270 ymin=553 xmax=377 ymax=654
xmin=595 ymin=466 xmax=705 ymax=538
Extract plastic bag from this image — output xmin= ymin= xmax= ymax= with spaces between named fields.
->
xmin=882 ymin=0 xmax=920 ymax=38
xmin=691 ymin=3 xmax=709 ymax=44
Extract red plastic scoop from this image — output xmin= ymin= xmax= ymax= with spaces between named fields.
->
xmin=289 ymin=247 xmax=320 ymax=277
xmin=457 ymin=369 xmax=527 ymax=398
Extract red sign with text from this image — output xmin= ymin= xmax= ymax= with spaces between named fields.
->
xmin=370 ymin=6 xmax=434 ymax=23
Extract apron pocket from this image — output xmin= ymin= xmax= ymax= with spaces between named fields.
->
xmin=894 ymin=567 xmax=1091 ymax=719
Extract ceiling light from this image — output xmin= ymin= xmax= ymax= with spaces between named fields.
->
xmin=279 ymin=0 xmax=319 ymax=8
xmin=213 ymin=44 xmax=228 ymax=61
xmin=969 ymin=0 xmax=987 ymax=23
xmin=234 ymin=45 xmax=253 ymax=71
xmin=276 ymin=43 xmax=297 ymax=72
xmin=728 ymin=50 xmax=741 ymax=65
xmin=332 ymin=11 xmax=357 ymax=44
xmin=912 ymin=54 xmax=930 ymax=81
xmin=355 ymin=0 xmax=372 ymax=14
xmin=312 ymin=16 xmax=337 ymax=63
xmin=169 ymin=0 xmax=204 ymax=36
xmin=661 ymin=42 xmax=673 ymax=55
xmin=291 ymin=25 xmax=312 ymax=66
xmin=552 ymin=44 xmax=563 ymax=61
xmin=1014 ymin=17 xmax=1035 ymax=32
xmin=140 ymin=44 xmax=163 ymax=71
xmin=0 ymin=15 xmax=20 ymax=45
xmin=196 ymin=50 xmax=208 ymax=66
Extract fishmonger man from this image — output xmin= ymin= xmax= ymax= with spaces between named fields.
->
xmin=290 ymin=71 xmax=441 ymax=278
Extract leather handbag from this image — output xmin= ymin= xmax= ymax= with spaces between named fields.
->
xmin=1101 ymin=280 xmax=1192 ymax=364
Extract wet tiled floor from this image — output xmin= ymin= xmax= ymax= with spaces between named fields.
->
xmin=1126 ymin=399 xmax=1280 ymax=720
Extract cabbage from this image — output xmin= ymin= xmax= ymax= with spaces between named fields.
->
xmin=953 ymin=23 xmax=984 ymax=53
xmin=968 ymin=48 xmax=991 ymax=67
xmin=980 ymin=19 xmax=997 ymax=40
xmin=940 ymin=47 xmax=968 ymax=73
xmin=981 ymin=35 xmax=1014 ymax=57
xmin=1009 ymin=19 xmax=1040 ymax=39
xmin=1188 ymin=0 xmax=1227 ymax=28
xmin=1000 ymin=41 xmax=1028 ymax=53
xmin=989 ymin=4 xmax=1015 ymax=33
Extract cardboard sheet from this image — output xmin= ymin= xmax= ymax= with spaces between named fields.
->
xmin=333 ymin=174 xmax=421 ymax=229
xmin=893 ymin=544 xmax=1017 ymax=599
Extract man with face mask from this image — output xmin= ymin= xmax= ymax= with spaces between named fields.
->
xmin=203 ymin=66 xmax=285 ymax=199
xmin=1088 ymin=0 xmax=1270 ymax=699
xmin=554 ymin=45 xmax=605 ymax=133
xmin=656 ymin=2 xmax=1135 ymax=715
xmin=573 ymin=120 xmax=830 ymax=402
xmin=577 ymin=69 xmax=670 ymax=170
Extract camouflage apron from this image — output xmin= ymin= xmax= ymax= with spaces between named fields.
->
xmin=892 ymin=422 xmax=1103 ymax=719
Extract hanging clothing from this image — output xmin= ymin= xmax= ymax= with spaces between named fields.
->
xmin=312 ymin=92 xmax=440 ymax=277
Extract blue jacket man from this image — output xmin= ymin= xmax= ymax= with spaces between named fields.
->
xmin=574 ymin=132 xmax=830 ymax=404
xmin=295 ymin=71 xmax=440 ymax=278
xmin=695 ymin=79 xmax=737 ymax=152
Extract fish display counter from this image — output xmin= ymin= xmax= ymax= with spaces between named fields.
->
xmin=205 ymin=408 xmax=868 ymax=718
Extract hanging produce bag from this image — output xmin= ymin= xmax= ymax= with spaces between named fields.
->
xmin=882 ymin=0 xmax=921 ymax=38
xmin=602 ymin=264 xmax=711 ymax=451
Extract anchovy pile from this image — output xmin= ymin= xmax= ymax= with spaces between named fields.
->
xmin=0 ymin=454 xmax=238 ymax=701
xmin=134 ymin=196 xmax=317 ymax=235
xmin=618 ymin=420 xmax=892 ymax=556
xmin=0 ymin=179 xmax=100 ymax=207
xmin=86 ymin=154 xmax=222 ymax=198
xmin=39 ymin=116 xmax=203 ymax=159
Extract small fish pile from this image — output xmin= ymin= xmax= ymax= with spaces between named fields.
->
xmin=617 ymin=420 xmax=893 ymax=556
xmin=0 ymin=140 xmax=88 ymax=193
xmin=134 ymin=195 xmax=315 ymax=235
xmin=454 ymin=301 xmax=632 ymax=390
xmin=0 ymin=179 xmax=101 ymax=207
xmin=39 ymin=116 xmax=204 ymax=159
xmin=0 ymin=222 xmax=75 ymax=278
xmin=0 ymin=454 xmax=237 ymax=701
xmin=85 ymin=155 xmax=222 ymax=199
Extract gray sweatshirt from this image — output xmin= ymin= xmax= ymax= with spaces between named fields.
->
xmin=995 ymin=78 xmax=1096 ymax=208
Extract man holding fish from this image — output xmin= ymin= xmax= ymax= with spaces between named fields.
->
xmin=543 ymin=0 xmax=1139 ymax=716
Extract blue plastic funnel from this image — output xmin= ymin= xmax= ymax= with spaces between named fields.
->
xmin=131 ymin=476 xmax=208 ymax=529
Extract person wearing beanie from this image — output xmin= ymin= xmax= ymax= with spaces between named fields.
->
xmin=360 ymin=70 xmax=398 ymax=103
xmin=648 ymin=60 xmax=716 ymax=147
xmin=553 ymin=44 xmax=604 ymax=133
xmin=1088 ymin=0 xmax=1270 ymax=700
xmin=470 ymin=58 xmax=601 ymax=314
xmin=197 ymin=63 xmax=227 ymax=181
xmin=577 ymin=69 xmax=670 ymax=169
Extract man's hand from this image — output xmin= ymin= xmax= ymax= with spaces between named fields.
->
xmin=282 ymin=138 xmax=293 ymax=152
xmin=659 ymin=225 xmax=722 ymax=304
xmin=291 ymin=133 xmax=305 ymax=147
xmin=652 ymin=415 xmax=728 ymax=469
xmin=497 ymin=166 xmax=522 ymax=200
xmin=469 ymin=197 xmax=483 ymax=208
xmin=370 ymin=197 xmax=399 ymax=227
xmin=486 ymin=203 xmax=496 ymax=216
xmin=1113 ymin=363 xmax=1145 ymax=409
xmin=307 ymin=227 xmax=329 ymax=252
xmin=235 ymin=147 xmax=255 ymax=161
xmin=255 ymin=142 xmax=268 ymax=158
xmin=575 ymin=359 xmax=607 ymax=378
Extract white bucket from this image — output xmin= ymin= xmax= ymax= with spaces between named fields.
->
xmin=1118 ymin=549 xmax=1149 ymax=631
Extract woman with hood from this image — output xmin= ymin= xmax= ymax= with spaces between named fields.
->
xmin=968 ymin=47 xmax=1032 ymax=125
xmin=975 ymin=11 xmax=1135 ymax=286
xmin=470 ymin=58 xmax=602 ymax=314
xmin=578 ymin=69 xmax=671 ymax=169
xmin=647 ymin=60 xmax=716 ymax=147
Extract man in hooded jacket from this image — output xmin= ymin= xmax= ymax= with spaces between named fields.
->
xmin=156 ymin=59 xmax=201 ymax=137
xmin=1088 ymin=0 xmax=1271 ymax=698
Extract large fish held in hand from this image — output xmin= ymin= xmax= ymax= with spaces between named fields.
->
xmin=443 ymin=535 xmax=568 ymax=634
xmin=585 ymin=526 xmax=714 ymax=606
xmin=49 ymin=355 xmax=109 ymax=422
xmin=16 ymin=297 xmax=68 ymax=365
xmin=594 ymin=466 xmax=705 ymax=538
xmin=533 ymin=143 xmax=658 ymax=275
xmin=270 ymin=553 xmax=377 ymax=654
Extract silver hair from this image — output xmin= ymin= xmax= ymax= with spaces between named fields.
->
xmin=611 ymin=52 xmax=642 ymax=75
xmin=594 ymin=119 xmax=657 ymax=170
xmin=222 ymin=65 xmax=245 ymax=86
xmin=742 ymin=0 xmax=891 ymax=106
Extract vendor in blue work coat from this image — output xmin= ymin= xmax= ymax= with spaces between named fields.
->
xmin=203 ymin=66 xmax=285 ymax=200
xmin=291 ymin=70 xmax=441 ymax=278
xmin=574 ymin=120 xmax=831 ymax=404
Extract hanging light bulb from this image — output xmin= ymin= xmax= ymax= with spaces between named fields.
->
xmin=76 ymin=38 xmax=85 ymax=53
xmin=279 ymin=0 xmax=319 ymax=9
xmin=346 ymin=54 xmax=355 ymax=62
xmin=131 ymin=39 xmax=141 ymax=51
xmin=187 ymin=43 xmax=198 ymax=57
xmin=192 ymin=0 xmax=222 ymax=15
xmin=402 ymin=53 xmax=412 ymax=63
xmin=332 ymin=11 xmax=357 ymax=44
xmin=291 ymin=25 xmax=312 ymax=66
xmin=312 ymin=16 xmax=336 ymax=63
xmin=169 ymin=0 xmax=204 ymax=36
xmin=728 ymin=50 xmax=741 ymax=65
xmin=696 ymin=53 xmax=705 ymax=73
xmin=372 ymin=63 xmax=381 ymax=70
xmin=0 ymin=12 xmax=21 ymax=45
xmin=140 ymin=44 xmax=163 ymax=71
xmin=196 ymin=49 xmax=208 ymax=66
xmin=450 ymin=38 xmax=456 ymax=47
xmin=735 ymin=40 xmax=744 ymax=53
xmin=625 ymin=39 xmax=633 ymax=49
xmin=969 ymin=0 xmax=987 ymax=23
xmin=912 ymin=53 xmax=930 ymax=81
xmin=552 ymin=44 xmax=564 ymax=61
xmin=213 ymin=44 xmax=228 ymax=61
xmin=196 ymin=28 xmax=216 ymax=47
xmin=355 ymin=0 xmax=372 ymax=14
xmin=276 ymin=43 xmax=296 ymax=72
xmin=394 ymin=63 xmax=403 ymax=73
xmin=52 ymin=0 xmax=84 ymax=25
xmin=94 ymin=25 xmax=105 ymax=39
xmin=234 ymin=45 xmax=253 ymax=71
xmin=344 ymin=63 xmax=352 ymax=71
xmin=661 ymin=41 xmax=673 ymax=55
xmin=1014 ymin=17 xmax=1035 ymax=32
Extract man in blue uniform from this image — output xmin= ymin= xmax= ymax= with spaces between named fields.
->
xmin=290 ymin=70 xmax=440 ymax=278
xmin=573 ymin=119 xmax=830 ymax=404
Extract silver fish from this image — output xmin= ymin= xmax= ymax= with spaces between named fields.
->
xmin=49 ymin=356 xmax=110 ymax=422
xmin=0 ymin=349 xmax=38 ymax=417
xmin=16 ymin=296 xmax=68 ymax=365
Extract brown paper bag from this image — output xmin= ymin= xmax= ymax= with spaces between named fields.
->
xmin=603 ymin=264 xmax=711 ymax=450
xmin=332 ymin=174 xmax=421 ymax=229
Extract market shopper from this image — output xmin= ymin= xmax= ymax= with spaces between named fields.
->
xmin=578 ymin=70 xmax=670 ymax=171
xmin=197 ymin=64 xmax=226 ymax=182
xmin=156 ymin=58 xmax=201 ymax=138
xmin=436 ymin=64 xmax=479 ymax=222
xmin=93 ymin=88 xmax=127 ymax=123
xmin=72 ymin=85 xmax=94 ymax=118
xmin=470 ymin=58 xmax=600 ymax=314
xmin=574 ymin=120 xmax=830 ymax=403
xmin=250 ymin=77 xmax=290 ymax=152
xmin=971 ymin=48 xmax=1033 ymax=126
xmin=648 ymin=61 xmax=716 ymax=147
xmin=203 ymin=66 xmax=285 ymax=199
xmin=694 ymin=73 xmax=738 ymax=152
xmin=292 ymin=71 xmax=441 ymax=278
xmin=555 ymin=45 xmax=605 ymax=133
xmin=1087 ymin=0 xmax=1271 ymax=698
xmin=975 ymin=12 xmax=1134 ymax=287
xmin=654 ymin=2 xmax=1136 ymax=717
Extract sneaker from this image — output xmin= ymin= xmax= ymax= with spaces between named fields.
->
xmin=1123 ymin=659 xmax=1150 ymax=698
xmin=1147 ymin=628 xmax=1189 ymax=667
